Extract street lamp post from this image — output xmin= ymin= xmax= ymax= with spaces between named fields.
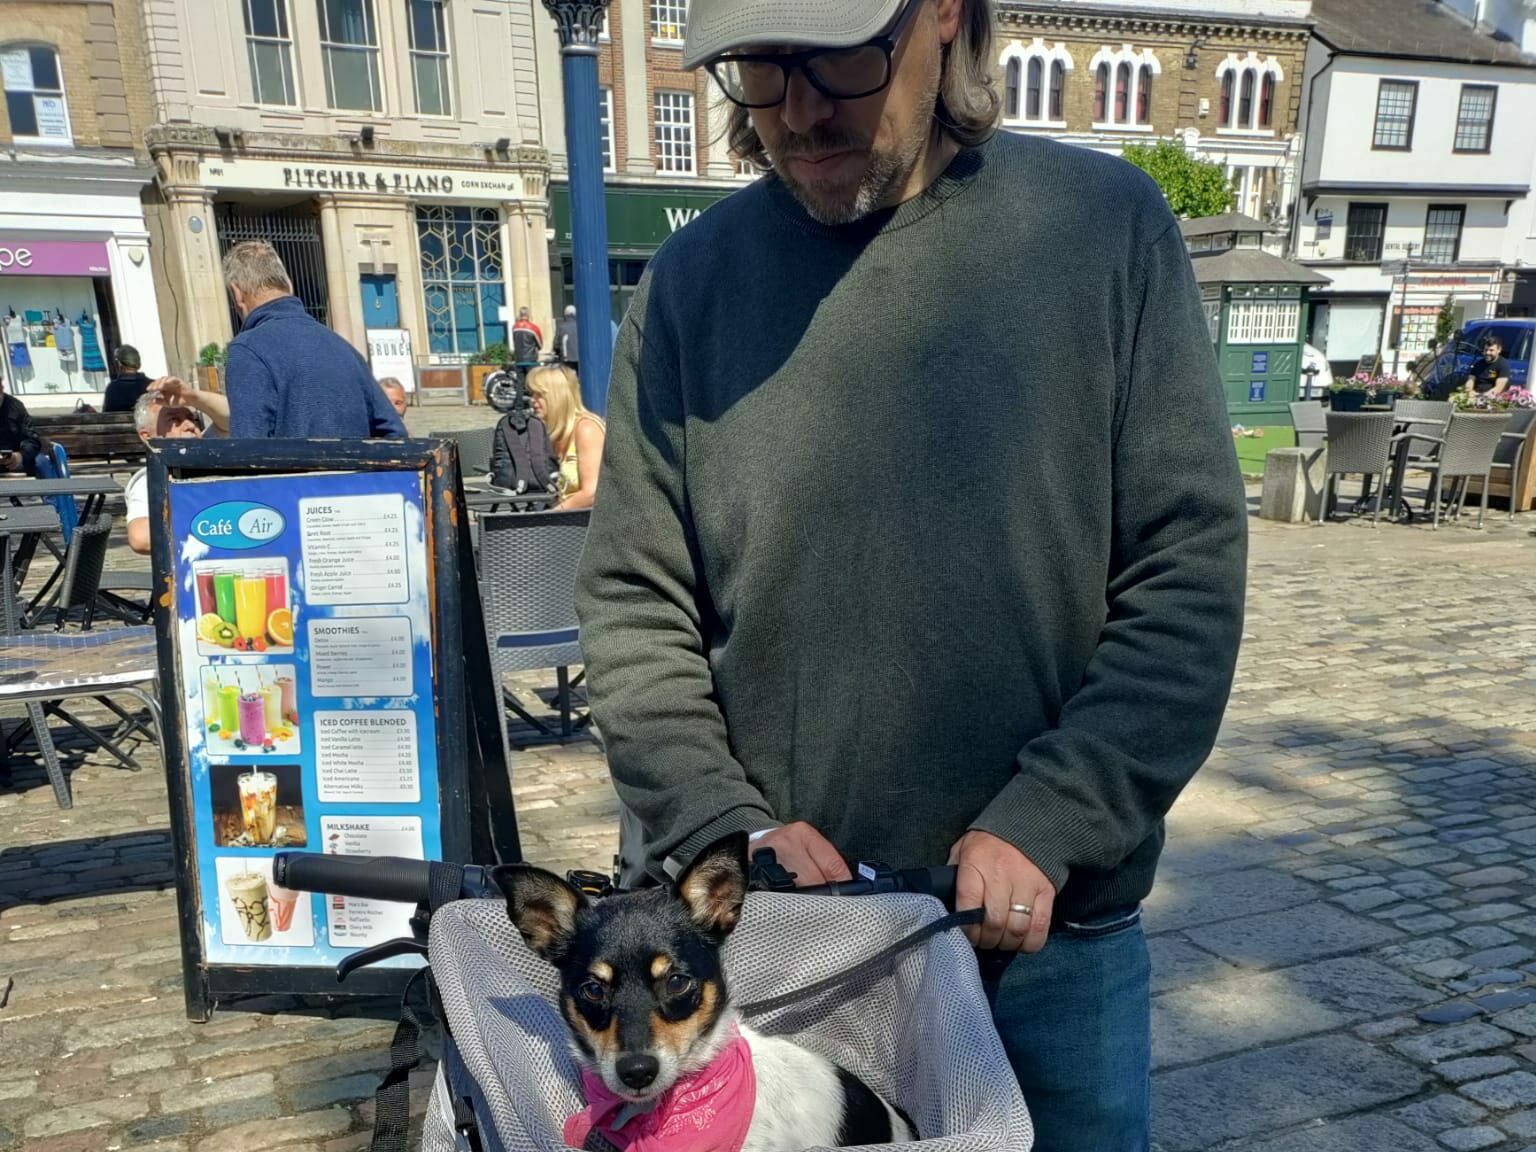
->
xmin=542 ymin=0 xmax=614 ymax=417
xmin=1392 ymin=242 xmax=1417 ymax=378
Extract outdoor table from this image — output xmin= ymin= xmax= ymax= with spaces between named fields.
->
xmin=1 ymin=475 xmax=123 ymax=522
xmin=0 ymin=626 xmax=161 ymax=809
xmin=1383 ymin=417 xmax=1452 ymax=523
xmin=464 ymin=486 xmax=556 ymax=513
xmin=0 ymin=504 xmax=62 ymax=632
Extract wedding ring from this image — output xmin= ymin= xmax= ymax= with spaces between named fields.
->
xmin=1009 ymin=903 xmax=1032 ymax=917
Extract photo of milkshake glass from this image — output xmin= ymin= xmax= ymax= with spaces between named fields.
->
xmin=238 ymin=692 xmax=265 ymax=745
xmin=262 ymin=682 xmax=282 ymax=729
xmin=268 ymin=881 xmax=299 ymax=932
xmin=238 ymin=769 xmax=278 ymax=844
xmin=276 ymin=674 xmax=295 ymax=721
xmin=226 ymin=870 xmax=272 ymax=942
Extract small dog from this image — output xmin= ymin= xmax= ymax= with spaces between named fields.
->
xmin=494 ymin=832 xmax=916 ymax=1151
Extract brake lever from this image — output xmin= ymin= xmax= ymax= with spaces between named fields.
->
xmin=749 ymin=848 xmax=799 ymax=893
xmin=336 ymin=936 xmax=429 ymax=981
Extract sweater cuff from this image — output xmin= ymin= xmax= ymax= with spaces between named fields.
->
xmin=665 ymin=807 xmax=781 ymax=878
xmin=969 ymin=772 xmax=1098 ymax=895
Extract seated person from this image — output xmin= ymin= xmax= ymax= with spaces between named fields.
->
xmin=378 ymin=377 xmax=409 ymax=419
xmin=1464 ymin=337 xmax=1511 ymax=396
xmin=125 ymin=391 xmax=204 ymax=555
xmin=525 ymin=364 xmax=605 ymax=511
xmin=102 ymin=345 xmax=154 ymax=413
xmin=0 ymin=378 xmax=42 ymax=477
xmin=148 ymin=375 xmax=230 ymax=434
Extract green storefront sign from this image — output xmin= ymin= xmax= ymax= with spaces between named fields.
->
xmin=548 ymin=184 xmax=737 ymax=256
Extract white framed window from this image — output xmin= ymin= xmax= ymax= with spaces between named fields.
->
xmin=318 ymin=0 xmax=382 ymax=112
xmin=999 ymin=39 xmax=1072 ymax=127
xmin=599 ymin=86 xmax=615 ymax=172
xmin=1227 ymin=299 xmax=1300 ymax=345
xmin=735 ymin=158 xmax=757 ymax=178
xmin=654 ymin=89 xmax=695 ymax=174
xmin=0 ymin=44 xmax=71 ymax=144
xmin=408 ymin=0 xmax=452 ymax=117
xmin=1088 ymin=45 xmax=1158 ymax=129
xmin=651 ymin=0 xmax=687 ymax=44
xmin=242 ymin=0 xmax=297 ymax=106
xmin=1216 ymin=53 xmax=1283 ymax=133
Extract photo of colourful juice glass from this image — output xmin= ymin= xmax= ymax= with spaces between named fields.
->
xmin=234 ymin=576 xmax=267 ymax=642
xmin=196 ymin=570 xmax=217 ymax=617
xmin=213 ymin=570 xmax=237 ymax=625
xmin=264 ymin=568 xmax=286 ymax=613
xmin=218 ymin=684 xmax=240 ymax=734
xmin=202 ymin=676 xmax=219 ymax=727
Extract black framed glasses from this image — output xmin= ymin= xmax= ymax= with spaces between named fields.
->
xmin=707 ymin=0 xmax=922 ymax=109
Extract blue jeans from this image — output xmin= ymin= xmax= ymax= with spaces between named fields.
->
xmin=983 ymin=906 xmax=1151 ymax=1152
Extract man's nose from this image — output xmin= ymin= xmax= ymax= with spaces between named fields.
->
xmin=780 ymin=68 xmax=834 ymax=135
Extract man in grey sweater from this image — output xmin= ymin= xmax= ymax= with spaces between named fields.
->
xmin=574 ymin=0 xmax=1247 ymax=1146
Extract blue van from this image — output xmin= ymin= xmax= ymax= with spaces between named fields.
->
xmin=1423 ymin=318 xmax=1533 ymax=396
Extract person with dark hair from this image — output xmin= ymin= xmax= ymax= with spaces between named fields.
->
xmin=1464 ymin=336 xmax=1511 ymax=396
xmin=102 ymin=345 xmax=154 ymax=413
xmin=0 ymin=376 xmax=42 ymax=476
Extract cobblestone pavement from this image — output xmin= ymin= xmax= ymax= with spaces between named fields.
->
xmin=4 ymin=450 xmax=1536 ymax=1149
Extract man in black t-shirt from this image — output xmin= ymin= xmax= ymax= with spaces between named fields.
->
xmin=1464 ymin=337 xmax=1511 ymax=395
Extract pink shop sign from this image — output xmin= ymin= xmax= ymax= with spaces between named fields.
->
xmin=0 ymin=239 xmax=111 ymax=277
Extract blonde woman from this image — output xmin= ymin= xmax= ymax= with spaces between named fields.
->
xmin=525 ymin=364 xmax=605 ymax=510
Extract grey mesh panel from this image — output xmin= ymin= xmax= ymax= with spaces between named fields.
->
xmin=428 ymin=893 xmax=1033 ymax=1151
xmin=478 ymin=512 xmax=589 ymax=671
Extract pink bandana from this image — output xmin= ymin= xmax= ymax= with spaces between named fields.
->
xmin=563 ymin=1028 xmax=756 ymax=1152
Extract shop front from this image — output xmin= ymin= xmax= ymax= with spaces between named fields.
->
xmin=548 ymin=184 xmax=738 ymax=325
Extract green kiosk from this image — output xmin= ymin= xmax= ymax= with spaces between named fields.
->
xmin=1183 ymin=214 xmax=1330 ymax=427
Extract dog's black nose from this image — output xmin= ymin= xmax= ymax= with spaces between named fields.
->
xmin=615 ymin=1054 xmax=659 ymax=1090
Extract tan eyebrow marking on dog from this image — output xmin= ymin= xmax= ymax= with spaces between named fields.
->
xmin=590 ymin=961 xmax=613 ymax=983
xmin=650 ymin=955 xmax=670 ymax=979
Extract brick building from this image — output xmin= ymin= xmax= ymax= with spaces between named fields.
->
xmin=0 ymin=0 xmax=168 ymax=408
xmin=533 ymin=0 xmax=748 ymax=324
xmin=137 ymin=0 xmax=554 ymax=380
xmin=994 ymin=0 xmax=1313 ymax=223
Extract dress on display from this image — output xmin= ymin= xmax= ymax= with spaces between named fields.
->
xmin=53 ymin=322 xmax=76 ymax=359
xmin=4 ymin=316 xmax=28 ymax=369
xmin=79 ymin=320 xmax=106 ymax=373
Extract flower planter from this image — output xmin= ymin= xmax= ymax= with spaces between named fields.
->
xmin=1330 ymin=389 xmax=1369 ymax=412
xmin=1374 ymin=391 xmax=1399 ymax=408
xmin=467 ymin=364 xmax=498 ymax=405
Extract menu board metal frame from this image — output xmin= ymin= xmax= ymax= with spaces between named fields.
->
xmin=149 ymin=439 xmax=493 ymax=1021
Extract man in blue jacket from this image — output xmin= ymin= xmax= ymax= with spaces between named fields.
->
xmin=222 ymin=241 xmax=405 ymax=439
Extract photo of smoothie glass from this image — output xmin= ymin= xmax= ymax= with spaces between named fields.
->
xmin=262 ymin=681 xmax=282 ymax=729
xmin=268 ymin=881 xmax=299 ymax=933
xmin=237 ymin=769 xmax=278 ymax=844
xmin=225 ymin=869 xmax=272 ymax=942
xmin=234 ymin=575 xmax=267 ymax=643
xmin=196 ymin=569 xmax=217 ymax=617
xmin=218 ymin=683 xmax=240 ymax=734
xmin=238 ymin=692 xmax=266 ymax=746
xmin=276 ymin=674 xmax=296 ymax=722
xmin=213 ymin=569 xmax=237 ymax=626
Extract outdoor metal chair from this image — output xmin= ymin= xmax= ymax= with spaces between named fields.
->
xmin=25 ymin=515 xmax=112 ymax=630
xmin=476 ymin=509 xmax=591 ymax=747
xmin=1393 ymin=400 xmax=1453 ymax=467
xmin=1322 ymin=411 xmax=1396 ymax=525
xmin=1486 ymin=407 xmax=1534 ymax=522
xmin=1405 ymin=410 xmax=1512 ymax=529
xmin=449 ymin=427 xmax=496 ymax=479
xmin=1289 ymin=401 xmax=1327 ymax=457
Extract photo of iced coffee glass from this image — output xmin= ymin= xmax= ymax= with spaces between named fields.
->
xmin=238 ymin=769 xmax=278 ymax=844
xmin=225 ymin=870 xmax=272 ymax=942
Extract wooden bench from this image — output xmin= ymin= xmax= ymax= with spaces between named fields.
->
xmin=32 ymin=413 xmax=147 ymax=474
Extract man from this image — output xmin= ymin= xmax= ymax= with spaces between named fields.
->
xmin=554 ymin=305 xmax=579 ymax=370
xmin=124 ymin=390 xmax=204 ymax=555
xmin=0 ymin=377 xmax=42 ymax=476
xmin=512 ymin=306 xmax=543 ymax=349
xmin=221 ymin=241 xmax=405 ymax=439
xmin=378 ymin=377 xmax=410 ymax=419
xmin=1464 ymin=336 xmax=1511 ymax=396
xmin=572 ymin=2 xmax=1247 ymax=1149
xmin=102 ymin=345 xmax=154 ymax=413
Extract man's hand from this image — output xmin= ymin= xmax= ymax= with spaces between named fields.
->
xmin=150 ymin=376 xmax=190 ymax=404
xmin=0 ymin=451 xmax=20 ymax=473
xmin=949 ymin=829 xmax=1057 ymax=953
xmin=750 ymin=822 xmax=852 ymax=887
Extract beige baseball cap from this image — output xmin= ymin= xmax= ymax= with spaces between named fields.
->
xmin=682 ymin=0 xmax=906 ymax=69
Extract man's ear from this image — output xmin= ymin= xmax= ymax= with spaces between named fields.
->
xmin=491 ymin=865 xmax=587 ymax=959
xmin=674 ymin=832 xmax=749 ymax=936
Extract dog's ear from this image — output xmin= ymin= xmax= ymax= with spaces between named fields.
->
xmin=491 ymin=865 xmax=587 ymax=959
xmin=674 ymin=832 xmax=749 ymax=936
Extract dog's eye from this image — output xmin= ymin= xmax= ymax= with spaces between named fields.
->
xmin=578 ymin=980 xmax=606 ymax=1004
xmin=664 ymin=973 xmax=694 ymax=996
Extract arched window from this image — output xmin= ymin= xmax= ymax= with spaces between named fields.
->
xmin=1026 ymin=57 xmax=1042 ymax=120
xmin=1094 ymin=63 xmax=1108 ymax=121
xmin=1049 ymin=60 xmax=1065 ymax=121
xmin=0 ymin=44 xmax=71 ymax=144
xmin=1004 ymin=57 xmax=1021 ymax=119
xmin=1239 ymin=70 xmax=1255 ymax=128
xmin=1220 ymin=71 xmax=1234 ymax=127
xmin=1259 ymin=72 xmax=1275 ymax=128
xmin=1137 ymin=63 xmax=1153 ymax=124
xmin=1115 ymin=62 xmax=1131 ymax=123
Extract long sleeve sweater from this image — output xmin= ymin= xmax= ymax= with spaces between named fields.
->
xmin=574 ymin=131 xmax=1248 ymax=922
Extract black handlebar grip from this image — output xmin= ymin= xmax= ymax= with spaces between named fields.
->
xmin=274 ymin=852 xmax=441 ymax=905
xmin=901 ymin=866 xmax=957 ymax=908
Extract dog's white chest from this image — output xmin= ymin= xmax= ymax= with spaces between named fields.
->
xmin=740 ymin=1028 xmax=850 ymax=1151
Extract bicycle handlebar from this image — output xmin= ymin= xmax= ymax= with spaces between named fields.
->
xmin=797 ymin=866 xmax=956 ymax=906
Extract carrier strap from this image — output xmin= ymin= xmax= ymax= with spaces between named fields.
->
xmin=370 ymin=968 xmax=431 ymax=1152
xmin=736 ymin=908 xmax=983 ymax=1018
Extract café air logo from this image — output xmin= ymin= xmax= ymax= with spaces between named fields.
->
xmin=193 ymin=501 xmax=285 ymax=551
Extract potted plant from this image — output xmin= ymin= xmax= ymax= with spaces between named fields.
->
xmin=1367 ymin=373 xmax=1407 ymax=407
xmin=1329 ymin=374 xmax=1371 ymax=412
xmin=468 ymin=342 xmax=511 ymax=405
xmin=196 ymin=343 xmax=226 ymax=393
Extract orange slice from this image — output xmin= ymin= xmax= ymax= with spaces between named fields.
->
xmin=266 ymin=607 xmax=294 ymax=647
